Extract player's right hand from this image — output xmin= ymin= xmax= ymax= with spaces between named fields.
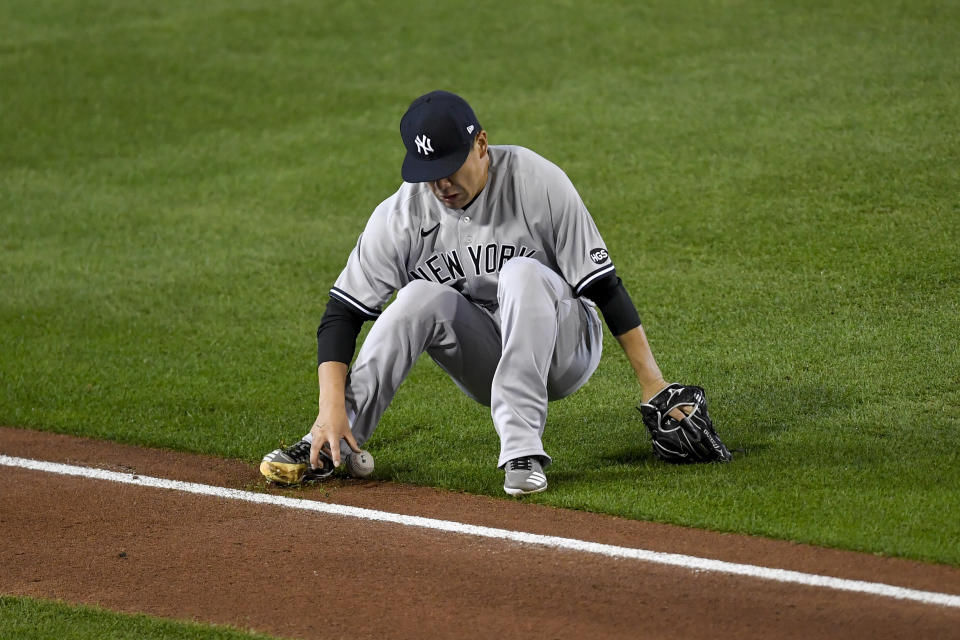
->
xmin=309 ymin=410 xmax=360 ymax=468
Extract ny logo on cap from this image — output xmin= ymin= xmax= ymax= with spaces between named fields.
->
xmin=415 ymin=134 xmax=434 ymax=156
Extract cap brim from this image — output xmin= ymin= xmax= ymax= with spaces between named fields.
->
xmin=401 ymin=144 xmax=471 ymax=183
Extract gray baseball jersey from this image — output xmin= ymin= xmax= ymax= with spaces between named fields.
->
xmin=330 ymin=145 xmax=613 ymax=316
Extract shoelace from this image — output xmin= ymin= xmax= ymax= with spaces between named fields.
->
xmin=288 ymin=440 xmax=312 ymax=462
xmin=509 ymin=457 xmax=532 ymax=471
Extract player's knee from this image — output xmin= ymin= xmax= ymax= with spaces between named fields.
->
xmin=392 ymin=280 xmax=459 ymax=318
xmin=396 ymin=279 xmax=448 ymax=302
xmin=499 ymin=256 xmax=541 ymax=282
xmin=498 ymin=257 xmax=548 ymax=299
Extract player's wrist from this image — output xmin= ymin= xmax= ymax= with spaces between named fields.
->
xmin=315 ymin=406 xmax=347 ymax=426
xmin=639 ymin=378 xmax=669 ymax=403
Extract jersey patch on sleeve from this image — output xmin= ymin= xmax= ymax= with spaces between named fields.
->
xmin=589 ymin=248 xmax=610 ymax=264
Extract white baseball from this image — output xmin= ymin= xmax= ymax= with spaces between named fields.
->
xmin=346 ymin=449 xmax=375 ymax=478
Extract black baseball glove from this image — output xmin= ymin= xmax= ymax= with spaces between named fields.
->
xmin=638 ymin=383 xmax=732 ymax=463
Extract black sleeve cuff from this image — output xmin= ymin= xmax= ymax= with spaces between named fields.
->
xmin=579 ymin=271 xmax=641 ymax=336
xmin=317 ymin=297 xmax=367 ymax=366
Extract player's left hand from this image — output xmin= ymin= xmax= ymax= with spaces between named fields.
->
xmin=638 ymin=383 xmax=733 ymax=463
xmin=641 ymin=380 xmax=689 ymax=422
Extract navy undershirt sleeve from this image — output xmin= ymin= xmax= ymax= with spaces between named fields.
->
xmin=317 ymin=297 xmax=366 ymax=366
xmin=579 ymin=270 xmax=642 ymax=336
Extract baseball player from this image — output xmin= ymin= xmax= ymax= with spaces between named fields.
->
xmin=261 ymin=90 xmax=730 ymax=496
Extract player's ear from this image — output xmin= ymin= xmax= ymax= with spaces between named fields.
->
xmin=475 ymin=130 xmax=488 ymax=156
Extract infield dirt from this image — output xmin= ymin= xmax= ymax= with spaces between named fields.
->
xmin=2 ymin=427 xmax=959 ymax=639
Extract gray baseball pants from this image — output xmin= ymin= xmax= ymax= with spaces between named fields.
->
xmin=306 ymin=257 xmax=603 ymax=468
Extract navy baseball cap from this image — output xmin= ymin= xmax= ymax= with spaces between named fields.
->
xmin=400 ymin=90 xmax=482 ymax=183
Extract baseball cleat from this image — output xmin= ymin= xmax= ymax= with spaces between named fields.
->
xmin=503 ymin=456 xmax=548 ymax=496
xmin=260 ymin=440 xmax=335 ymax=486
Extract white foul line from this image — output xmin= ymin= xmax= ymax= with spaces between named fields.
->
xmin=3 ymin=454 xmax=959 ymax=610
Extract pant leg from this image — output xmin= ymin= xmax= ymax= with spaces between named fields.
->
xmin=491 ymin=257 xmax=603 ymax=468
xmin=304 ymin=280 xmax=502 ymax=457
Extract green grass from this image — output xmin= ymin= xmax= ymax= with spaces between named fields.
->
xmin=0 ymin=597 xmax=284 ymax=640
xmin=2 ymin=0 xmax=959 ymax=572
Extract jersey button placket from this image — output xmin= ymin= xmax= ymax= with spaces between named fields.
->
xmin=461 ymin=214 xmax=473 ymax=244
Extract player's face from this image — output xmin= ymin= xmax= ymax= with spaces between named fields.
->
xmin=429 ymin=131 xmax=489 ymax=209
